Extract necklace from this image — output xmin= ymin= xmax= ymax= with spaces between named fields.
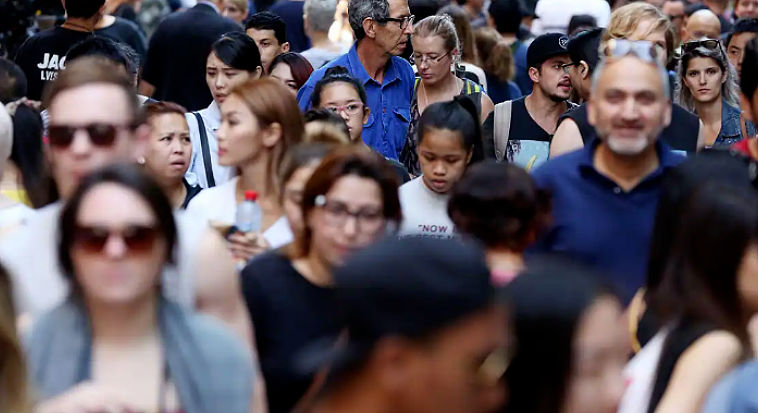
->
xmin=420 ymin=76 xmax=462 ymax=111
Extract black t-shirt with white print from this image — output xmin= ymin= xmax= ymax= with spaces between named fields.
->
xmin=14 ymin=27 xmax=92 ymax=100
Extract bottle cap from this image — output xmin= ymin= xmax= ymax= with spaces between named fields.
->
xmin=244 ymin=190 xmax=258 ymax=201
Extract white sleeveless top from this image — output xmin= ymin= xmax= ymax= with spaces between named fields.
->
xmin=0 ymin=202 xmax=206 ymax=316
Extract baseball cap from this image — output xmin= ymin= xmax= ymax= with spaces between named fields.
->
xmin=527 ymin=32 xmax=570 ymax=69
xmin=295 ymin=237 xmax=495 ymax=378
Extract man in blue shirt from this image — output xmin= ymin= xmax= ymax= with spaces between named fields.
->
xmin=530 ymin=41 xmax=685 ymax=303
xmin=297 ymin=0 xmax=415 ymax=160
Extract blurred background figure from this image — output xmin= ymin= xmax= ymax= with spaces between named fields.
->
xmin=449 ymin=161 xmax=550 ymax=285
xmin=222 ymin=0 xmax=251 ymax=24
xmin=0 ymin=105 xmax=34 ymax=230
xmin=242 ymin=148 xmax=401 ymax=413
xmin=301 ymin=0 xmax=348 ymax=69
xmin=530 ymin=0 xmax=610 ymax=35
xmin=682 ymin=9 xmax=721 ymax=43
xmin=26 ymin=165 xmax=254 ymax=413
xmin=141 ymin=102 xmax=202 ymax=209
xmin=567 ymin=14 xmax=598 ymax=36
xmin=0 ymin=262 xmax=30 ymax=412
xmin=439 ymin=4 xmax=489 ymax=90
xmin=269 ymin=52 xmax=314 ymax=95
xmin=662 ymin=0 xmax=686 ymax=46
xmin=726 ymin=18 xmax=758 ymax=78
xmin=246 ymin=11 xmax=291 ymax=74
xmin=503 ymin=261 xmax=628 ymax=413
xmin=474 ymin=28 xmax=522 ymax=105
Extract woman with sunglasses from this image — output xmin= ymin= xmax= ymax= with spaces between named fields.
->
xmin=26 ymin=164 xmax=253 ymax=413
xmin=141 ymin=101 xmax=202 ymax=209
xmin=186 ymin=78 xmax=304 ymax=266
xmin=187 ymin=32 xmax=263 ymax=189
xmin=310 ymin=67 xmax=410 ymax=184
xmin=400 ymin=14 xmax=494 ymax=176
xmin=503 ymin=261 xmax=628 ymax=413
xmin=677 ymin=39 xmax=754 ymax=148
xmin=241 ymin=147 xmax=401 ymax=413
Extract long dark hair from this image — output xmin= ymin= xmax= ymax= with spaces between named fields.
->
xmin=502 ymin=259 xmax=619 ymax=413
xmin=211 ymin=32 xmax=262 ymax=73
xmin=58 ymin=164 xmax=177 ymax=283
xmin=269 ymin=52 xmax=314 ymax=91
xmin=417 ymin=95 xmax=484 ymax=164
xmin=647 ymin=182 xmax=758 ymax=353
xmin=310 ymin=66 xmax=368 ymax=108
xmin=10 ymin=105 xmax=48 ymax=208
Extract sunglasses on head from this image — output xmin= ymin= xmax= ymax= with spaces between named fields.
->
xmin=73 ymin=224 xmax=160 ymax=255
xmin=601 ymin=39 xmax=663 ymax=64
xmin=48 ymin=123 xmax=134 ymax=149
xmin=681 ymin=38 xmax=721 ymax=54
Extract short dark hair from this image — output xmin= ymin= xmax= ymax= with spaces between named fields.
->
xmin=64 ymin=0 xmax=106 ymax=19
xmin=418 ymin=95 xmax=484 ymax=165
xmin=66 ymin=36 xmax=139 ymax=79
xmin=567 ymin=28 xmax=604 ymax=74
xmin=0 ymin=58 xmax=27 ymax=104
xmin=488 ymin=0 xmax=524 ymax=35
xmin=58 ymin=164 xmax=178 ymax=283
xmin=727 ymin=18 xmax=758 ymax=48
xmin=741 ymin=37 xmax=758 ymax=100
xmin=567 ymin=14 xmax=597 ymax=36
xmin=449 ymin=161 xmax=551 ymax=251
xmin=311 ymin=66 xmax=368 ymax=108
xmin=303 ymin=108 xmax=350 ymax=138
xmin=269 ymin=52 xmax=314 ymax=91
xmin=211 ymin=32 xmax=263 ymax=73
xmin=143 ymin=101 xmax=189 ymax=121
xmin=245 ymin=11 xmax=288 ymax=45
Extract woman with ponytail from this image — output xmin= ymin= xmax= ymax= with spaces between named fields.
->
xmin=398 ymin=95 xmax=484 ymax=238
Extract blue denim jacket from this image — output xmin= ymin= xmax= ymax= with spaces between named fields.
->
xmin=713 ymin=101 xmax=756 ymax=148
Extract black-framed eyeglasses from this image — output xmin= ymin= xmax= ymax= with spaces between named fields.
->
xmin=681 ymin=38 xmax=722 ymax=54
xmin=411 ymin=51 xmax=450 ymax=66
xmin=600 ymin=39 xmax=663 ymax=64
xmin=378 ymin=14 xmax=415 ymax=30
xmin=314 ymin=195 xmax=386 ymax=233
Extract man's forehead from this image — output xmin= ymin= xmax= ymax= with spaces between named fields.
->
xmin=49 ymin=83 xmax=133 ymax=122
xmin=597 ymin=58 xmax=664 ymax=93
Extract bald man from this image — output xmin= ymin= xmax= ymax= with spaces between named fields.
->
xmin=683 ymin=9 xmax=722 ymax=42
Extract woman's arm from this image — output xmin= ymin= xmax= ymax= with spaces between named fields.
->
xmin=550 ymin=118 xmax=584 ymax=159
xmin=654 ymin=330 xmax=743 ymax=413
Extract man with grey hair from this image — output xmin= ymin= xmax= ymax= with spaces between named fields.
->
xmin=297 ymin=0 xmax=415 ymax=160
xmin=530 ymin=41 xmax=685 ymax=304
xmin=301 ymin=0 xmax=349 ymax=68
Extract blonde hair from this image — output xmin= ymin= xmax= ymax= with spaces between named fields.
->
xmin=475 ymin=27 xmax=514 ymax=82
xmin=413 ymin=15 xmax=460 ymax=62
xmin=603 ymin=2 xmax=676 ymax=61
xmin=0 ymin=264 xmax=30 ymax=413
xmin=223 ymin=0 xmax=249 ymax=13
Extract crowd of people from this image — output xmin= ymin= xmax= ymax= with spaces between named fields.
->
xmin=3 ymin=0 xmax=758 ymax=412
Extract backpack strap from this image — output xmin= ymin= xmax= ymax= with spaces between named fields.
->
xmin=493 ymin=101 xmax=513 ymax=162
xmin=192 ymin=112 xmax=216 ymax=188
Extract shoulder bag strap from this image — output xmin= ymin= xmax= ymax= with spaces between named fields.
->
xmin=192 ymin=112 xmax=216 ymax=188
xmin=493 ymin=101 xmax=513 ymax=162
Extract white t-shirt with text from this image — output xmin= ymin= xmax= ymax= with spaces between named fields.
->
xmin=398 ymin=177 xmax=458 ymax=239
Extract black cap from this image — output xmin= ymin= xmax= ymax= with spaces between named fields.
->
xmin=527 ymin=32 xmax=570 ymax=69
xmin=295 ymin=237 xmax=494 ymax=377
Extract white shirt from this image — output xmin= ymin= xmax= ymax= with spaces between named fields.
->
xmin=185 ymin=102 xmax=236 ymax=189
xmin=398 ymin=177 xmax=457 ymax=239
xmin=0 ymin=202 xmax=206 ymax=316
xmin=531 ymin=0 xmax=611 ymax=35
xmin=185 ymin=176 xmax=293 ymax=249
xmin=0 ymin=203 xmax=35 ymax=229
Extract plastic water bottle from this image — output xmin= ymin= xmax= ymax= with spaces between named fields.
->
xmin=236 ymin=190 xmax=262 ymax=233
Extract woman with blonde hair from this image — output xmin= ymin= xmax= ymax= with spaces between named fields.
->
xmin=400 ymin=14 xmax=494 ymax=176
xmin=186 ymin=78 xmax=304 ymax=266
xmin=438 ymin=5 xmax=489 ymax=91
xmin=222 ymin=0 xmax=249 ymax=24
xmin=474 ymin=27 xmax=522 ymax=104
xmin=676 ymin=39 xmax=754 ymax=148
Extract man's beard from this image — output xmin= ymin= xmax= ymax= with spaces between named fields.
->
xmin=605 ymin=135 xmax=652 ymax=156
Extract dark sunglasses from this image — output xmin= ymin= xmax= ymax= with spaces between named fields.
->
xmin=48 ymin=123 xmax=134 ymax=149
xmin=681 ymin=38 xmax=721 ymax=54
xmin=73 ymin=224 xmax=160 ymax=255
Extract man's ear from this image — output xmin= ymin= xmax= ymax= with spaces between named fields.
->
xmin=580 ymin=61 xmax=590 ymax=80
xmin=363 ymin=18 xmax=377 ymax=39
xmin=282 ymin=42 xmax=290 ymax=53
xmin=528 ymin=66 xmax=540 ymax=83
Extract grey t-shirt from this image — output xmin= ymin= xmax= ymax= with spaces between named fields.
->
xmin=301 ymin=47 xmax=347 ymax=70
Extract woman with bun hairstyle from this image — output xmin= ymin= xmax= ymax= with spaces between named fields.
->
xmin=449 ymin=161 xmax=550 ymax=285
xmin=310 ymin=67 xmax=410 ymax=184
xmin=398 ymin=95 xmax=484 ymax=238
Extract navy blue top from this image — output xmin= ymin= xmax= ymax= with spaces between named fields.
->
xmin=297 ymin=43 xmax=415 ymax=160
xmin=530 ymin=140 xmax=685 ymax=302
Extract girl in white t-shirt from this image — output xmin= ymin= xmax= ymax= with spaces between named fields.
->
xmin=398 ymin=95 xmax=483 ymax=238
xmin=186 ymin=78 xmax=304 ymax=265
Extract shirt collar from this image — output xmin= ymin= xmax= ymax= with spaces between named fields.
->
xmin=346 ymin=42 xmax=400 ymax=86
xmin=579 ymin=137 xmax=679 ymax=173
xmin=204 ymin=101 xmax=222 ymax=130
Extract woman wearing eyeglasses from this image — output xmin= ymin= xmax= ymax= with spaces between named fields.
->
xmin=241 ymin=147 xmax=401 ymax=413
xmin=400 ymin=14 xmax=494 ymax=176
xmin=677 ymin=39 xmax=754 ymax=148
xmin=503 ymin=261 xmax=628 ymax=413
xmin=26 ymin=164 xmax=253 ymax=413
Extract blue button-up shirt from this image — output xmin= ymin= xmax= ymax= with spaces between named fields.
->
xmin=529 ymin=140 xmax=685 ymax=302
xmin=297 ymin=44 xmax=415 ymax=160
